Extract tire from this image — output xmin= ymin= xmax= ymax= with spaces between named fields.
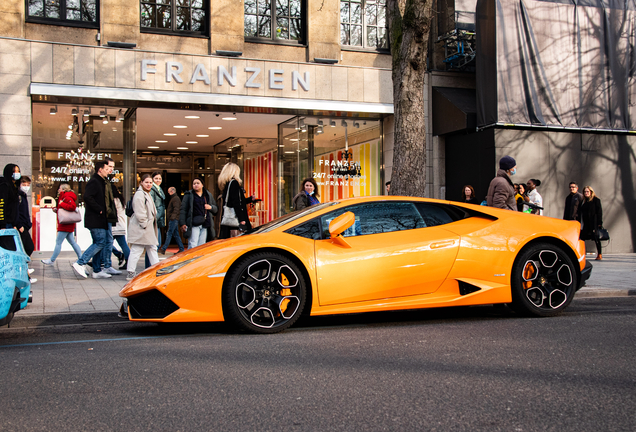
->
xmin=510 ymin=243 xmax=578 ymax=317
xmin=222 ymin=252 xmax=307 ymax=334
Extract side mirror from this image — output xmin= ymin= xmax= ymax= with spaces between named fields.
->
xmin=329 ymin=212 xmax=355 ymax=248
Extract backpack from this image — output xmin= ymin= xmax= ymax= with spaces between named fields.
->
xmin=125 ymin=197 xmax=134 ymax=217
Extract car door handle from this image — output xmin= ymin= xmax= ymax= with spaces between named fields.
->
xmin=430 ymin=240 xmax=455 ymax=249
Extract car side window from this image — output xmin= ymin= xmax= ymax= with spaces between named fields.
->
xmin=321 ymin=202 xmax=426 ymax=238
xmin=284 ymin=219 xmax=322 ymax=240
xmin=414 ymin=203 xmax=466 ymax=227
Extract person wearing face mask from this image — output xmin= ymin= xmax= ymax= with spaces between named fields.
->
xmin=0 ymin=164 xmax=22 ymax=230
xmin=292 ymin=178 xmax=321 ymax=211
xmin=15 ymin=176 xmax=34 ymax=257
xmin=486 ymin=156 xmax=518 ymax=211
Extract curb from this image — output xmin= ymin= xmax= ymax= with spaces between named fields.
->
xmin=576 ymin=288 xmax=636 ymax=299
xmin=3 ymin=312 xmax=124 ymax=330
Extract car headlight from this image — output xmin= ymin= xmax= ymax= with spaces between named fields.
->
xmin=156 ymin=256 xmax=202 ymax=277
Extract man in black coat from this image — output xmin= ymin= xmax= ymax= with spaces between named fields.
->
xmin=15 ymin=176 xmax=34 ymax=257
xmin=159 ymin=187 xmax=184 ymax=254
xmin=563 ymin=181 xmax=584 ymax=221
xmin=71 ymin=160 xmax=113 ymax=279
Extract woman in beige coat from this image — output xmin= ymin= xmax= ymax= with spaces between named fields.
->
xmin=126 ymin=174 xmax=159 ymax=280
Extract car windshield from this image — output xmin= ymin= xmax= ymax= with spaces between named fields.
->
xmin=246 ymin=202 xmax=338 ymax=235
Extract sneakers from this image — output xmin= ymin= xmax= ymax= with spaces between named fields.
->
xmin=126 ymin=271 xmax=136 ymax=281
xmin=119 ymin=259 xmax=127 ymax=270
xmin=92 ymin=271 xmax=112 ymax=279
xmin=29 ymin=277 xmax=37 ymax=284
xmin=41 ymin=259 xmax=54 ymax=266
xmin=72 ymin=262 xmax=88 ymax=278
xmin=28 ymin=268 xmax=35 ymax=275
xmin=158 ymin=248 xmax=166 ymax=255
xmin=104 ymin=266 xmax=122 ymax=275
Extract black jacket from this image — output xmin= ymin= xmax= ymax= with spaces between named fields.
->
xmin=580 ymin=197 xmax=603 ymax=240
xmin=180 ymin=188 xmax=217 ymax=240
xmin=16 ymin=189 xmax=32 ymax=231
xmin=564 ymin=192 xmax=584 ymax=221
xmin=0 ymin=164 xmax=19 ymax=227
xmin=83 ymin=172 xmax=109 ymax=229
xmin=166 ymin=193 xmax=181 ymax=222
xmin=219 ymin=180 xmax=256 ymax=239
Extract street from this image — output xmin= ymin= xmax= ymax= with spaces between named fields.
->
xmin=1 ymin=297 xmax=635 ymax=431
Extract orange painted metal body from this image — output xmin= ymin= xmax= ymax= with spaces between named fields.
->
xmin=120 ymin=196 xmax=586 ymax=323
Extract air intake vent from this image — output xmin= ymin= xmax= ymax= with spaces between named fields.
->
xmin=458 ymin=281 xmax=481 ymax=296
xmin=128 ymin=289 xmax=179 ymax=319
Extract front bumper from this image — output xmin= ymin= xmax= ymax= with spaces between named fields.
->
xmin=577 ymin=261 xmax=593 ymax=291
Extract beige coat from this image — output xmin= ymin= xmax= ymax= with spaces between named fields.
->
xmin=127 ymin=187 xmax=158 ymax=245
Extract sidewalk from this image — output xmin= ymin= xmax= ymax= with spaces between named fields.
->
xmin=9 ymin=251 xmax=636 ymax=323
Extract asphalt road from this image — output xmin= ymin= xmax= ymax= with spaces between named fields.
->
xmin=1 ymin=298 xmax=635 ymax=432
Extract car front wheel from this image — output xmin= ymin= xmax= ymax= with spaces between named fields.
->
xmin=222 ymin=252 xmax=307 ymax=334
xmin=511 ymin=243 xmax=578 ymax=317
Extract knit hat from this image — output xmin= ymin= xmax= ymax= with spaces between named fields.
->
xmin=499 ymin=156 xmax=516 ymax=171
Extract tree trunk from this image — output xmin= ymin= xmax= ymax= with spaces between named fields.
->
xmin=386 ymin=0 xmax=432 ymax=197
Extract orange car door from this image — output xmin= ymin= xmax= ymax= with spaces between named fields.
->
xmin=314 ymin=202 xmax=460 ymax=306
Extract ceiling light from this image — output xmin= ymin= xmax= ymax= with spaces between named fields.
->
xmin=341 ymin=120 xmax=348 ymax=127
xmin=83 ymin=108 xmax=91 ymax=117
xmin=155 ymin=140 xmax=168 ymax=143
xmin=116 ymin=109 xmax=124 ymax=122
xmin=99 ymin=110 xmax=106 ymax=117
xmin=318 ymin=120 xmax=324 ymax=127
xmin=177 ymin=147 xmax=189 ymax=150
xmin=170 ymin=152 xmax=179 ymax=155
xmin=186 ymin=141 xmax=198 ymax=144
xmin=284 ymin=151 xmax=295 ymax=154
xmin=71 ymin=108 xmax=78 ymax=116
xmin=164 ymin=133 xmax=177 ymax=136
xmin=330 ymin=120 xmax=336 ymax=127
xmin=173 ymin=125 xmax=187 ymax=128
xmin=103 ymin=117 xmax=109 ymax=124
xmin=222 ymin=117 xmax=237 ymax=121
xmin=290 ymin=138 xmax=300 ymax=141
xmin=148 ymin=146 xmax=160 ymax=149
xmin=208 ymin=126 xmax=222 ymax=130
xmin=50 ymin=106 xmax=57 ymax=115
xmin=185 ymin=115 xmax=200 ymax=119
xmin=316 ymin=125 xmax=324 ymax=134
xmin=196 ymin=135 xmax=209 ymax=138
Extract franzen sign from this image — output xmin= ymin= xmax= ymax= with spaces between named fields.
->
xmin=141 ymin=60 xmax=310 ymax=91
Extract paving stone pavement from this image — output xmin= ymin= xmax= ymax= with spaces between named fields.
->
xmin=13 ymin=250 xmax=636 ymax=320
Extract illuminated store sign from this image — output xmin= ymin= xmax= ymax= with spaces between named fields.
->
xmin=141 ymin=60 xmax=310 ymax=91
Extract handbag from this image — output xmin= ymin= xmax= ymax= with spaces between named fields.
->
xmin=221 ymin=180 xmax=240 ymax=228
xmin=595 ymin=227 xmax=610 ymax=241
xmin=58 ymin=207 xmax=81 ymax=224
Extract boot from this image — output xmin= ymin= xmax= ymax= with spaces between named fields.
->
xmin=595 ymin=254 xmax=602 ymax=260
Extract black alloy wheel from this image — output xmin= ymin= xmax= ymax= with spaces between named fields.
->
xmin=510 ymin=243 xmax=578 ymax=317
xmin=222 ymin=252 xmax=307 ymax=333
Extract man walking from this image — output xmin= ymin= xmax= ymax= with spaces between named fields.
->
xmin=563 ymin=181 xmax=584 ymax=221
xmin=93 ymin=157 xmax=121 ymax=275
xmin=159 ymin=187 xmax=184 ymax=254
xmin=71 ymin=159 xmax=114 ymax=279
xmin=486 ymin=156 xmax=518 ymax=211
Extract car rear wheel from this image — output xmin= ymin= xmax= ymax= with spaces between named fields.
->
xmin=511 ymin=243 xmax=578 ymax=317
xmin=222 ymin=252 xmax=307 ymax=334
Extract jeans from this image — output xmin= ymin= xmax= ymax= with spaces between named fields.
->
xmin=162 ymin=219 xmax=184 ymax=252
xmin=113 ymin=235 xmax=130 ymax=261
xmin=145 ymin=229 xmax=161 ymax=269
xmin=188 ymin=225 xmax=207 ymax=249
xmin=95 ymin=223 xmax=114 ymax=270
xmin=77 ymin=227 xmax=108 ymax=273
xmin=50 ymin=231 xmax=82 ymax=262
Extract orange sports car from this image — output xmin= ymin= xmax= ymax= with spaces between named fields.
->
xmin=119 ymin=196 xmax=592 ymax=333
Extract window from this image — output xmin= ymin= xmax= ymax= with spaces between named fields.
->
xmin=244 ymin=0 xmax=304 ymax=43
xmin=414 ymin=203 xmax=467 ymax=227
xmin=141 ymin=0 xmax=206 ymax=35
xmin=321 ymin=202 xmax=426 ymax=238
xmin=27 ymin=0 xmax=98 ymax=27
xmin=340 ymin=0 xmax=388 ymax=50
xmin=284 ymin=219 xmax=321 ymax=240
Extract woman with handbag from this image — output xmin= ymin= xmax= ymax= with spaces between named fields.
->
xmin=180 ymin=178 xmax=217 ymax=249
xmin=580 ymin=186 xmax=604 ymax=260
xmin=126 ymin=175 xmax=159 ymax=280
xmin=41 ymin=184 xmax=83 ymax=266
xmin=218 ymin=163 xmax=258 ymax=239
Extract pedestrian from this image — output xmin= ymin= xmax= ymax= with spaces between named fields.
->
xmin=93 ymin=157 xmax=121 ymax=276
xmin=516 ymin=183 xmax=529 ymax=212
xmin=15 ymin=176 xmax=34 ymax=257
xmin=180 ymin=178 xmax=217 ymax=248
xmin=292 ymin=178 xmax=320 ymax=211
xmin=159 ymin=186 xmax=184 ymax=254
xmin=485 ymin=156 xmax=518 ymax=211
xmin=385 ymin=181 xmax=391 ymax=194
xmin=461 ymin=185 xmax=478 ymax=204
xmin=0 ymin=164 xmax=21 ymax=230
xmin=111 ymin=186 xmax=130 ymax=270
xmin=126 ymin=174 xmax=159 ymax=280
xmin=217 ymin=162 xmax=256 ymax=239
xmin=41 ymin=184 xmax=83 ymax=266
xmin=580 ymin=186 xmax=604 ymax=261
xmin=526 ymin=179 xmax=543 ymax=215
xmin=145 ymin=171 xmax=165 ymax=267
xmin=71 ymin=159 xmax=116 ymax=279
xmin=563 ymin=181 xmax=584 ymax=221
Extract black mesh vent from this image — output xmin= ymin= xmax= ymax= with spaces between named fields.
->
xmin=458 ymin=281 xmax=481 ymax=296
xmin=128 ymin=289 xmax=179 ymax=319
